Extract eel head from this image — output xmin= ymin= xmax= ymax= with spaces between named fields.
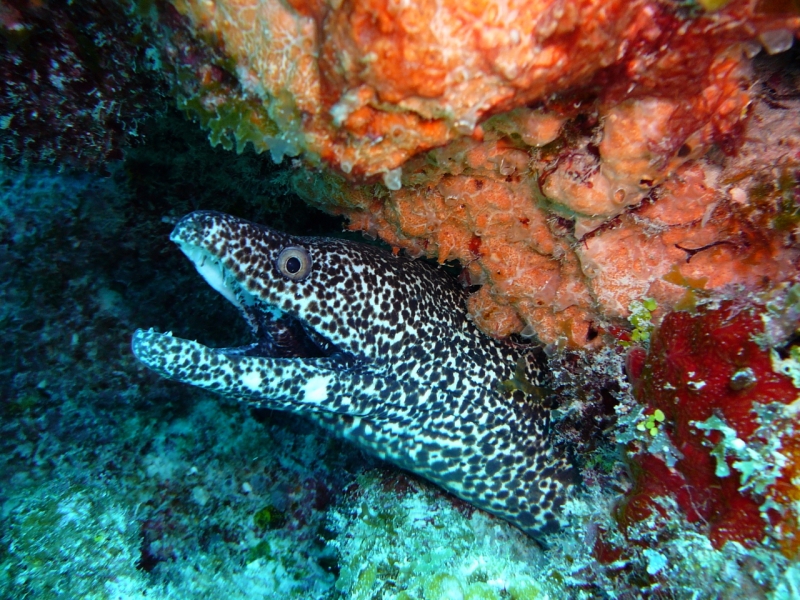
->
xmin=132 ymin=210 xmax=468 ymax=409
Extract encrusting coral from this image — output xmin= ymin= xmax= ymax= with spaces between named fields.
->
xmin=158 ymin=0 xmax=800 ymax=347
xmin=164 ymin=0 xmax=795 ymax=178
xmin=620 ymin=295 xmax=800 ymax=553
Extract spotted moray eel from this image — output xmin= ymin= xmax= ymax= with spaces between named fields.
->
xmin=132 ymin=211 xmax=574 ymax=537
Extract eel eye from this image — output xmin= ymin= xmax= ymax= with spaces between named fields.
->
xmin=276 ymin=246 xmax=311 ymax=281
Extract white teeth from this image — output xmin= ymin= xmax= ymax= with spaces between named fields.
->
xmin=758 ymin=29 xmax=795 ymax=55
xmin=742 ymin=39 xmax=762 ymax=59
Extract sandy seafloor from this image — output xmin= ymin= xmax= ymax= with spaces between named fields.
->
xmin=1 ymin=113 xmax=799 ymax=600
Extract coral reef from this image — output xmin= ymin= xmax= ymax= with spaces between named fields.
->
xmin=154 ymin=0 xmax=800 ymax=346
xmin=0 ymin=0 xmax=166 ymax=167
xmin=2 ymin=162 xmax=800 ymax=599
xmin=2 ymin=2 xmax=800 ymax=595
xmin=162 ymin=0 xmax=799 ymax=179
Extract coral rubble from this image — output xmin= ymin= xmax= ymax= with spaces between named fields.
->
xmin=160 ymin=0 xmax=800 ymax=346
xmin=329 ymin=470 xmax=564 ymax=600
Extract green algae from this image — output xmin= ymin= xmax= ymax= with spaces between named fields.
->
xmin=772 ymin=170 xmax=800 ymax=232
xmin=254 ymin=505 xmax=286 ymax=530
xmin=619 ymin=297 xmax=657 ymax=348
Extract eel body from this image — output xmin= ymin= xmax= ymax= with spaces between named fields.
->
xmin=132 ymin=211 xmax=573 ymax=537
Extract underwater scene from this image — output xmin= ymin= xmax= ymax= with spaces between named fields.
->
xmin=1 ymin=1 xmax=800 ymax=598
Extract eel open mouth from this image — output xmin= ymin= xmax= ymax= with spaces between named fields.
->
xmin=176 ymin=235 xmax=343 ymax=362
xmin=132 ymin=218 xmax=357 ymax=387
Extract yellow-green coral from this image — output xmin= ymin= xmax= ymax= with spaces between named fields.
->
xmin=696 ymin=0 xmax=733 ymax=11
xmin=253 ymin=505 xmax=285 ymax=530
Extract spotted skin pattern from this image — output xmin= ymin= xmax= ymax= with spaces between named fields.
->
xmin=132 ymin=211 xmax=573 ymax=537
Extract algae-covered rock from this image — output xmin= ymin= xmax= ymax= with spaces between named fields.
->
xmin=0 ymin=482 xmax=146 ymax=599
xmin=424 ymin=573 xmax=464 ymax=600
xmin=329 ymin=471 xmax=564 ymax=600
